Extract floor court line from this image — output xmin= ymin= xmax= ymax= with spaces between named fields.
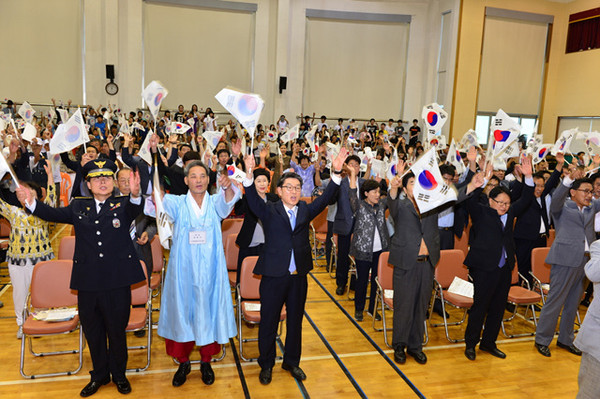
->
xmin=308 ymin=272 xmax=426 ymax=399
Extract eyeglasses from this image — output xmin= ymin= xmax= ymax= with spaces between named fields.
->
xmin=576 ymin=189 xmax=593 ymax=195
xmin=491 ymin=198 xmax=511 ymax=207
xmin=281 ymin=185 xmax=302 ymax=193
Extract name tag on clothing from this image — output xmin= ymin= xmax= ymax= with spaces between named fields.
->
xmin=189 ymin=231 xmax=207 ymax=245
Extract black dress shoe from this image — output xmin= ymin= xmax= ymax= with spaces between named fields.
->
xmin=464 ymin=348 xmax=476 ymax=361
xmin=281 ymin=363 xmax=307 ymax=380
xmin=406 ymin=349 xmax=427 ymax=364
xmin=172 ymin=361 xmax=191 ymax=387
xmin=367 ymin=311 xmax=382 ymax=321
xmin=335 ymin=286 xmax=345 ymax=295
xmin=114 ymin=379 xmax=131 ymax=395
xmin=200 ymin=362 xmax=215 ymax=385
xmin=535 ymin=343 xmax=551 ymax=357
xmin=394 ymin=347 xmax=406 ymax=364
xmin=479 ymin=345 xmax=506 ymax=359
xmin=134 ymin=329 xmax=146 ymax=338
xmin=557 ymin=341 xmax=583 ymax=356
xmin=354 ymin=311 xmax=363 ymax=321
xmin=581 ymin=298 xmax=591 ymax=307
xmin=80 ymin=377 xmax=110 ymax=397
xmin=259 ymin=368 xmax=272 ymax=385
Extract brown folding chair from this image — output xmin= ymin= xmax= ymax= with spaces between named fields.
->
xmin=547 ymin=229 xmax=555 ymax=248
xmin=236 ymin=256 xmax=286 ymax=361
xmin=221 ymin=218 xmax=243 ymax=249
xmin=225 ymin=233 xmax=240 ymax=293
xmin=300 ymin=196 xmax=313 ymax=204
xmin=57 ymin=236 xmax=76 ymax=260
xmin=310 ymin=207 xmax=328 ymax=266
xmin=373 ymin=252 xmax=394 ymax=347
xmin=429 ymin=249 xmax=473 ymax=343
xmin=454 ymin=227 xmax=469 ymax=257
xmin=149 ymin=236 xmax=166 ymax=299
xmin=20 ymin=259 xmax=83 ymax=379
xmin=531 ymin=247 xmax=551 ymax=304
xmin=501 ymin=266 xmax=542 ymax=338
xmin=126 ymin=261 xmax=152 ymax=372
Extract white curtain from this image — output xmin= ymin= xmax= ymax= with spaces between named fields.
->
xmin=0 ymin=0 xmax=82 ymax=103
xmin=304 ymin=18 xmax=409 ymax=120
xmin=144 ymin=3 xmax=254 ymax=111
xmin=478 ymin=16 xmax=548 ymax=115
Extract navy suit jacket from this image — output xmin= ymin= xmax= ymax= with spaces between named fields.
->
xmin=122 ymin=147 xmax=177 ymax=195
xmin=465 ymin=183 xmax=534 ymax=271
xmin=333 ymin=177 xmax=364 ymax=236
xmin=245 ymin=179 xmax=339 ymax=277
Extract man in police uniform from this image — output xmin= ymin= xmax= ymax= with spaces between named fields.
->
xmin=16 ymin=159 xmax=145 ymax=397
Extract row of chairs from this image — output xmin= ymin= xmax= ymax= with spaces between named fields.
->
xmin=20 ymin=235 xmax=167 ymax=379
xmin=372 ymin=247 xmax=553 ymax=347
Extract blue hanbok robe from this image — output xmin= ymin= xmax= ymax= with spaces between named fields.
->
xmin=157 ymin=186 xmax=241 ymax=345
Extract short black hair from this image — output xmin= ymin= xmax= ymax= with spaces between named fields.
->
xmin=413 ymin=119 xmax=418 ymax=123
xmin=402 ymin=172 xmax=415 ymax=188
xmin=216 ymin=148 xmax=230 ymax=158
xmin=360 ymin=179 xmax=380 ymax=199
xmin=345 ymin=155 xmax=361 ymax=165
xmin=277 ymin=172 xmax=303 ymax=188
xmin=178 ymin=143 xmax=192 ymax=151
xmin=572 ymin=178 xmax=593 ymax=191
xmin=182 ymin=151 xmax=201 ymax=164
xmin=489 ymin=185 xmax=510 ymax=200
xmin=253 ymin=168 xmax=271 ymax=182
xmin=439 ymin=164 xmax=456 ymax=178
xmin=590 ymin=172 xmax=600 ymax=183
xmin=21 ymin=181 xmax=43 ymax=201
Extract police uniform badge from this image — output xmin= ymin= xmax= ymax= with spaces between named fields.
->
xmin=113 ymin=218 xmax=121 ymax=228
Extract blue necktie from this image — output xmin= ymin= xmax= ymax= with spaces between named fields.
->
xmin=498 ymin=215 xmax=506 ymax=268
xmin=288 ymin=210 xmax=296 ymax=274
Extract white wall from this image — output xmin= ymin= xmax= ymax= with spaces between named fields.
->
xmin=2 ymin=0 xmax=460 ymax=129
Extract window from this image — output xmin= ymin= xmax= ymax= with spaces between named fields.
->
xmin=566 ymin=8 xmax=600 ymax=53
xmin=475 ymin=112 xmax=538 ymax=145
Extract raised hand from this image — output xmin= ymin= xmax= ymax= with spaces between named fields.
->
xmin=244 ymin=154 xmax=256 ymax=179
xmin=555 ymin=152 xmax=565 ymax=165
xmin=332 ymin=147 xmax=349 ymax=173
xmin=520 ymin=155 xmax=533 ymax=177
xmin=232 ymin=139 xmax=242 ymax=157
xmin=129 ymin=169 xmax=141 ymax=197
xmin=16 ymin=184 xmax=32 ymax=207
xmin=218 ymin=173 xmax=232 ymax=190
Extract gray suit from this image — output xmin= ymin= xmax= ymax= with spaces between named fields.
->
xmin=387 ymin=187 xmax=468 ymax=351
xmin=535 ymin=180 xmax=600 ymax=347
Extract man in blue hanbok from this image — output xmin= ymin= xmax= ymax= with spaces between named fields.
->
xmin=157 ymin=160 xmax=241 ymax=387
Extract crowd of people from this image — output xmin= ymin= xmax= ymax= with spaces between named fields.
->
xmin=0 ymin=98 xmax=598 ymax=398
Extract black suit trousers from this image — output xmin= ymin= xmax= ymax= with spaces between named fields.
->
xmin=464 ymin=265 xmax=512 ymax=349
xmin=78 ymin=286 xmax=131 ymax=382
xmin=258 ymin=274 xmax=307 ymax=370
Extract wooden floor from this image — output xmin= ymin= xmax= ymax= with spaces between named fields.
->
xmin=0 ymin=223 xmax=584 ymax=398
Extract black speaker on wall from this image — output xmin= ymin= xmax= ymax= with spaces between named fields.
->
xmin=279 ymin=76 xmax=287 ymax=94
xmin=106 ymin=64 xmax=115 ymax=80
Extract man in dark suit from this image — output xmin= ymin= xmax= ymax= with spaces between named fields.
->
xmin=122 ymin=133 xmax=177 ymax=196
xmin=332 ymin=155 xmax=363 ymax=295
xmin=512 ymin=154 xmax=564 ymax=285
xmin=60 ymin=145 xmax=101 ymax=198
xmin=463 ymin=157 xmax=534 ymax=361
xmin=387 ymin=161 xmax=481 ymax=365
xmin=243 ymin=150 xmax=346 ymax=385
xmin=17 ymin=159 xmax=145 ymax=397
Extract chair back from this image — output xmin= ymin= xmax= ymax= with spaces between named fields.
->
xmin=434 ymin=249 xmax=468 ymax=289
xmin=222 ymin=218 xmax=243 ymax=246
xmin=239 ymin=256 xmax=261 ymax=300
xmin=547 ymin=229 xmax=555 ymax=248
xmin=531 ymin=247 xmax=551 ymax=284
xmin=225 ymin=233 xmax=240 ymax=272
xmin=454 ymin=227 xmax=469 ymax=257
xmin=511 ymin=264 xmax=520 ymax=285
xmin=60 ymin=172 xmax=72 ymax=207
xmin=57 ymin=236 xmax=76 ymax=260
xmin=30 ymin=260 xmax=77 ymax=308
xmin=131 ymin=261 xmax=149 ymax=306
xmin=300 ymin=197 xmax=313 ymax=204
xmin=0 ymin=218 xmax=10 ymax=237
xmin=376 ymin=252 xmax=393 ymax=291
xmin=150 ymin=236 xmax=164 ymax=273
xmin=312 ymin=208 xmax=328 ymax=234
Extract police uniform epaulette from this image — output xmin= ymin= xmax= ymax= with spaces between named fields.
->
xmin=73 ymin=196 xmax=93 ymax=200
xmin=114 ymin=195 xmax=128 ymax=198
